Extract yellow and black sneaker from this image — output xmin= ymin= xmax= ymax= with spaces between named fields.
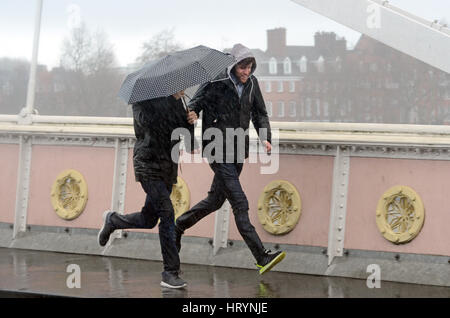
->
xmin=256 ymin=250 xmax=286 ymax=275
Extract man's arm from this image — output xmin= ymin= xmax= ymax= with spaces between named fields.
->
xmin=250 ymin=77 xmax=272 ymax=152
xmin=132 ymin=100 xmax=156 ymax=128
xmin=186 ymin=82 xmax=211 ymax=122
xmin=175 ymin=99 xmax=200 ymax=153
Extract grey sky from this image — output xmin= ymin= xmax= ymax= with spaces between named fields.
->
xmin=0 ymin=0 xmax=448 ymax=68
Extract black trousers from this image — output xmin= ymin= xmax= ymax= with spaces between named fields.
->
xmin=109 ymin=178 xmax=180 ymax=274
xmin=176 ymin=162 xmax=266 ymax=263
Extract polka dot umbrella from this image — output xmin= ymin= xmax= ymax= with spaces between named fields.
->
xmin=118 ymin=45 xmax=235 ymax=104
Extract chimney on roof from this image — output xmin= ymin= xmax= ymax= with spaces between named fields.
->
xmin=314 ymin=32 xmax=347 ymax=56
xmin=266 ymin=27 xmax=287 ymax=56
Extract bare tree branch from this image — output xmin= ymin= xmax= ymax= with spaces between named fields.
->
xmin=136 ymin=28 xmax=183 ymax=65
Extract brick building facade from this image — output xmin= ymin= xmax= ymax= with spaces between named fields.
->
xmin=253 ymin=28 xmax=450 ymax=124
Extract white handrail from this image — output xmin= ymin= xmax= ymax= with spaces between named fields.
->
xmin=3 ymin=114 xmax=450 ymax=136
xmin=30 ymin=115 xmax=133 ymax=125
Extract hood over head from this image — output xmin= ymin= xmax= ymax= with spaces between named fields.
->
xmin=227 ymin=43 xmax=257 ymax=77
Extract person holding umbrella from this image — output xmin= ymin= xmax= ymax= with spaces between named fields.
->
xmin=175 ymin=43 xmax=286 ymax=275
xmin=97 ymin=46 xmax=234 ymax=289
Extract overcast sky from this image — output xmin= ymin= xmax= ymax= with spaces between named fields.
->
xmin=0 ymin=0 xmax=448 ymax=68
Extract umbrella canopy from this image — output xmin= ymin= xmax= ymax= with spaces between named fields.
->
xmin=118 ymin=45 xmax=235 ymax=104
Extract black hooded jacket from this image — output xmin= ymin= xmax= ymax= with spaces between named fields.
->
xmin=188 ymin=44 xmax=271 ymax=163
xmin=132 ymin=96 xmax=195 ymax=185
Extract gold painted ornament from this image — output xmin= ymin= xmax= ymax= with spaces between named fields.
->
xmin=51 ymin=169 xmax=88 ymax=220
xmin=257 ymin=180 xmax=302 ymax=235
xmin=376 ymin=185 xmax=425 ymax=244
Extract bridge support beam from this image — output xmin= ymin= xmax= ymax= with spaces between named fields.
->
xmin=102 ymin=138 xmax=129 ymax=252
xmin=213 ymin=201 xmax=231 ymax=255
xmin=327 ymin=146 xmax=350 ymax=265
xmin=13 ymin=136 xmax=33 ymax=239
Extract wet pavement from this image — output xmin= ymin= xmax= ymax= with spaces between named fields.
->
xmin=0 ymin=247 xmax=449 ymax=298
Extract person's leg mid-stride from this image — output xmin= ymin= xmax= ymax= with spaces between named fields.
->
xmin=98 ymin=178 xmax=186 ymax=288
xmin=175 ymin=162 xmax=285 ymax=274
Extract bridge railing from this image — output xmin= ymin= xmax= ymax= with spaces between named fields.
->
xmin=1 ymin=114 xmax=449 ymax=287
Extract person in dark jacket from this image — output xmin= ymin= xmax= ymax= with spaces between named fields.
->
xmin=98 ymin=90 xmax=196 ymax=289
xmin=175 ymin=44 xmax=285 ymax=274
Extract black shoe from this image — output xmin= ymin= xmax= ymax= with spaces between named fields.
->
xmin=256 ymin=250 xmax=286 ymax=275
xmin=160 ymin=271 xmax=187 ymax=289
xmin=175 ymin=226 xmax=183 ymax=253
xmin=97 ymin=211 xmax=115 ymax=247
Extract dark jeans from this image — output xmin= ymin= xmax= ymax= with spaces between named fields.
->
xmin=109 ymin=179 xmax=180 ymax=274
xmin=176 ymin=162 xmax=266 ymax=263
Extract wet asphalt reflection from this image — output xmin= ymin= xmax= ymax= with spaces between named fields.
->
xmin=0 ymin=247 xmax=448 ymax=298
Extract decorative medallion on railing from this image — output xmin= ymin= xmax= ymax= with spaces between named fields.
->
xmin=257 ymin=180 xmax=302 ymax=234
xmin=376 ymin=185 xmax=425 ymax=244
xmin=171 ymin=176 xmax=190 ymax=220
xmin=51 ymin=169 xmax=88 ymax=220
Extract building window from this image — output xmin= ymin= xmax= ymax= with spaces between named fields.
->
xmin=289 ymin=101 xmax=296 ymax=117
xmin=324 ymin=102 xmax=329 ymax=118
xmin=265 ymin=81 xmax=271 ymax=93
xmin=316 ymin=99 xmax=321 ymax=116
xmin=284 ymin=57 xmax=291 ymax=74
xmin=277 ymin=101 xmax=285 ymax=117
xmin=306 ymin=98 xmax=312 ymax=118
xmin=300 ymin=56 xmax=307 ymax=73
xmin=359 ymin=61 xmax=365 ymax=71
xmin=300 ymin=100 xmax=305 ymax=117
xmin=269 ymin=57 xmax=277 ymax=74
xmin=289 ymin=81 xmax=295 ymax=92
xmin=2 ymin=81 xmax=13 ymax=96
xmin=277 ymin=81 xmax=283 ymax=93
xmin=336 ymin=56 xmax=342 ymax=72
xmin=323 ymin=81 xmax=329 ymax=93
xmin=340 ymin=102 xmax=347 ymax=116
xmin=370 ymin=63 xmax=378 ymax=72
xmin=317 ymin=56 xmax=324 ymax=73
xmin=53 ymin=82 xmax=65 ymax=93
xmin=266 ymin=101 xmax=272 ymax=117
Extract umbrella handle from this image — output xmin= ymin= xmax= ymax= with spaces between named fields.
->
xmin=181 ymin=96 xmax=189 ymax=113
